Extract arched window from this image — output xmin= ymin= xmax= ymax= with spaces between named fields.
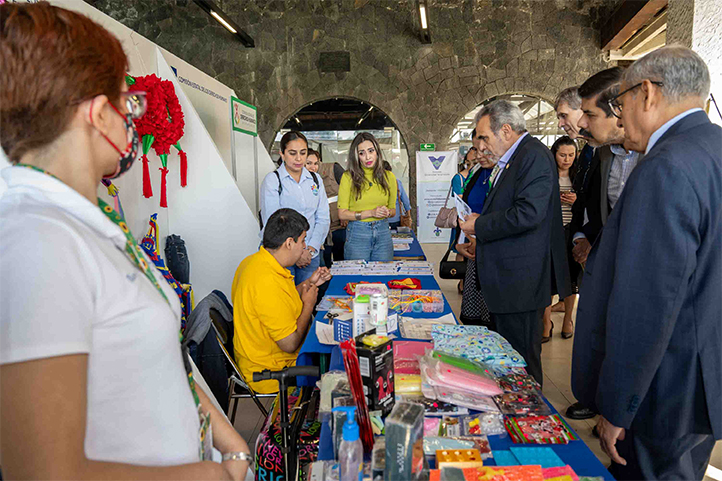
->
xmin=449 ymin=94 xmax=563 ymax=158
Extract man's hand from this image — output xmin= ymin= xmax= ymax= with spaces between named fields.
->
xmin=373 ymin=206 xmax=390 ymax=218
xmin=572 ymin=238 xmax=592 ymax=264
xmin=296 ymin=248 xmax=312 ymax=268
xmin=561 ymin=192 xmax=577 ymax=205
xmin=309 ymin=267 xmax=332 ymax=286
xmin=299 ymin=281 xmax=318 ymax=307
xmin=460 ymin=213 xmax=480 ymax=236
xmin=597 ymin=416 xmax=627 ymax=466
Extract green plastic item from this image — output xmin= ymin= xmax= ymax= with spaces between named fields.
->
xmin=432 ymin=351 xmax=493 ymax=378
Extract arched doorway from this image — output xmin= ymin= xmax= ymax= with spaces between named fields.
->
xmin=271 ymin=97 xmax=411 ymax=200
xmin=448 ymin=94 xmax=564 ymax=158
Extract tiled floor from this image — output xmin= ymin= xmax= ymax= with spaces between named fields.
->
xmin=228 ymin=243 xmax=721 ymax=479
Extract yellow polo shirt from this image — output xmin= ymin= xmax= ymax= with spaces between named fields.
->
xmin=338 ymin=168 xmax=397 ymax=222
xmin=231 ymin=247 xmax=302 ymax=393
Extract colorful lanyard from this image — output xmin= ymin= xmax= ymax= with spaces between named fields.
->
xmin=14 ymin=163 xmax=207 ymax=454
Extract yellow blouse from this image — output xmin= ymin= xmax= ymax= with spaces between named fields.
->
xmin=337 ymin=168 xmax=397 ymax=222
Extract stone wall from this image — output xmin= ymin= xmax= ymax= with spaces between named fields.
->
xmin=88 ymin=0 xmax=614 ymax=202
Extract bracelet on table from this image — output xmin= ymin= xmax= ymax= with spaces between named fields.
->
xmin=222 ymin=451 xmax=252 ymax=462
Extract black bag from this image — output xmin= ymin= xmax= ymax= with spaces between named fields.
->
xmin=165 ymin=234 xmax=190 ymax=284
xmin=439 ymin=247 xmax=467 ymax=279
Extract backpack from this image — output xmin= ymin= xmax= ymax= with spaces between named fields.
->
xmin=258 ymin=170 xmax=320 ymax=229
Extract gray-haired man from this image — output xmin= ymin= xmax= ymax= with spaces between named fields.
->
xmin=572 ymin=46 xmax=722 ymax=480
xmin=460 ymin=100 xmax=571 ymax=385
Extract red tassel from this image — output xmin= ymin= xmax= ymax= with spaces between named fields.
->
xmin=160 ymin=167 xmax=169 ymax=208
xmin=142 ymin=154 xmax=153 ymax=198
xmin=179 ymin=150 xmax=188 ymax=187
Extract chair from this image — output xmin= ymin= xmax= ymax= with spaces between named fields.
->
xmin=209 ymin=308 xmax=275 ymax=422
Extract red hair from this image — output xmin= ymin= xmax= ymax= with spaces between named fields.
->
xmin=0 ymin=2 xmax=128 ymax=162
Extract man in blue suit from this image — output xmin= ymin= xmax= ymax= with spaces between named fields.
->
xmin=461 ymin=100 xmax=571 ymax=385
xmin=571 ymin=46 xmax=722 ymax=480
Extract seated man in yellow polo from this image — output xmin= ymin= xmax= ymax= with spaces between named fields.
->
xmin=232 ymin=208 xmax=332 ymax=393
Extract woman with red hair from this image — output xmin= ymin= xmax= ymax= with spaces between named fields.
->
xmin=0 ymin=3 xmax=249 ymax=479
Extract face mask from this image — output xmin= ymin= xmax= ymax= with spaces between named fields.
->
xmin=93 ymin=99 xmax=140 ymax=179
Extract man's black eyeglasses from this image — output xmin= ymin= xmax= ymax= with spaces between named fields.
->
xmin=608 ymin=81 xmax=664 ymax=119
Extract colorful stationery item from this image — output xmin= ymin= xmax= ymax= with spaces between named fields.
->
xmin=498 ymin=373 xmax=542 ymax=393
xmin=493 ymin=391 xmax=552 ymax=416
xmin=387 ymin=277 xmax=422 ymax=289
xmin=504 ymin=414 xmax=579 ymax=444
xmin=509 ymin=446 xmax=565 ymax=468
xmin=542 ymin=465 xmax=579 ymax=480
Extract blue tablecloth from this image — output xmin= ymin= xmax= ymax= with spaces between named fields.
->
xmin=299 ymin=274 xmax=453 ymax=358
xmin=315 ymin=346 xmax=613 ymax=480
xmin=393 ymin=233 xmax=426 ymax=260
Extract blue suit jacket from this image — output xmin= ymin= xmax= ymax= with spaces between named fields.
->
xmin=571 ymin=111 xmax=722 ymax=439
xmin=474 ymin=134 xmax=571 ymax=313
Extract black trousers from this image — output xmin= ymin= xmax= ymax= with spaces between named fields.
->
xmin=490 ymin=308 xmax=545 ymax=386
xmin=609 ymin=428 xmax=715 ymax=481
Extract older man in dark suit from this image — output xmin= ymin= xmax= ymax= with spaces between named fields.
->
xmin=460 ymin=100 xmax=570 ymax=385
xmin=572 ymin=46 xmax=722 ymax=480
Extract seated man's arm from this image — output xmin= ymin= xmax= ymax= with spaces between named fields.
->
xmin=276 ymin=282 xmax=318 ymax=353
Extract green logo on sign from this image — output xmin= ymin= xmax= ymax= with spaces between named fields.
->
xmin=420 ymin=143 xmax=435 ymax=151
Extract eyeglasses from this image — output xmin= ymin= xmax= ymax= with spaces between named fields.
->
xmin=121 ymin=91 xmax=147 ymax=119
xmin=608 ymin=81 xmax=664 ymax=119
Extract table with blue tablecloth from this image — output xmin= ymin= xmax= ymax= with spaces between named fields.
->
xmin=296 ymin=257 xmax=613 ymax=480
xmin=392 ymin=230 xmax=426 ymax=260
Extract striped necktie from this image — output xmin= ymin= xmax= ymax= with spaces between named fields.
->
xmin=487 ymin=163 xmax=502 ymax=196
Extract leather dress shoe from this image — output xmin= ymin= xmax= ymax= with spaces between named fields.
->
xmin=566 ymin=402 xmax=598 ymax=420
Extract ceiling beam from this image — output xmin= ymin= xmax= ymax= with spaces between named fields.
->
xmin=601 ymin=0 xmax=667 ymax=51
xmin=622 ymin=10 xmax=667 ymax=57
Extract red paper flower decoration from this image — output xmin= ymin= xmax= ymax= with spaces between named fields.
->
xmin=127 ymin=74 xmax=188 ymax=207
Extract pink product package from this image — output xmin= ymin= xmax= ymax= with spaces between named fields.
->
xmin=434 ymin=360 xmax=502 ymax=396
xmin=393 ymin=341 xmax=430 ymax=374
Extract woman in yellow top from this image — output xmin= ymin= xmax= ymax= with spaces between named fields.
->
xmin=338 ymin=132 xmax=398 ymax=261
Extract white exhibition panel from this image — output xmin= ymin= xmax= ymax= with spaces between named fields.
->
xmin=157 ymin=50 xmax=260 ymax=300
xmin=234 ymin=131 xmax=258 ymax=214
xmin=416 ymin=151 xmax=458 ymax=243
xmin=0 ymin=1 xmax=266 ymax=302
xmin=255 ymin=135 xmax=278 ymax=196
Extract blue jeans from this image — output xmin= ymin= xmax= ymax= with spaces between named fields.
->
xmin=344 ymin=219 xmax=394 ymax=261
xmin=288 ymin=254 xmax=320 ymax=285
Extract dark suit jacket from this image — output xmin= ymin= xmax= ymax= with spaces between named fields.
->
xmin=569 ymin=145 xmax=614 ymax=244
xmin=474 ymin=134 xmax=571 ymax=314
xmin=571 ymin=111 xmax=722 ymax=440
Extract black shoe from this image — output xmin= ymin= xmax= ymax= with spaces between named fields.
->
xmin=565 ymin=402 xmax=598 ymax=420
xmin=592 ymin=425 xmax=600 ymax=438
xmin=542 ymin=321 xmax=554 ymax=344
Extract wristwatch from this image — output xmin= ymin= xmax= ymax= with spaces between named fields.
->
xmin=222 ymin=451 xmax=252 ymax=462
xmin=355 ymin=211 xmax=362 ymax=221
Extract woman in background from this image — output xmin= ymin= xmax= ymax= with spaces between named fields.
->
xmin=456 ymin=144 xmax=496 ymax=326
xmin=0 ymin=3 xmax=249 ymax=479
xmin=384 ymin=161 xmax=411 ymax=230
xmin=337 ymin=132 xmax=397 ymax=261
xmin=543 ymin=136 xmax=579 ymax=341
xmin=305 ymin=148 xmax=321 ymax=173
xmin=260 ymin=131 xmax=329 ymax=284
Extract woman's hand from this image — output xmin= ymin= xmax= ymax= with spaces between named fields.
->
xmin=373 ymin=206 xmax=390 ymax=218
xmin=561 ymin=192 xmax=577 ymax=205
xmin=456 ymin=237 xmax=477 ymax=259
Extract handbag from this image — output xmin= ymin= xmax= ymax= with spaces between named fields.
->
xmin=434 ymin=185 xmax=458 ymax=229
xmin=398 ymin=188 xmax=413 ymax=228
xmin=439 ymin=247 xmax=467 ymax=280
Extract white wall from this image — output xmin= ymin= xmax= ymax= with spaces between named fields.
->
xmin=1 ymin=1 xmax=267 ymax=301
xmin=693 ymin=1 xmax=722 ymax=126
